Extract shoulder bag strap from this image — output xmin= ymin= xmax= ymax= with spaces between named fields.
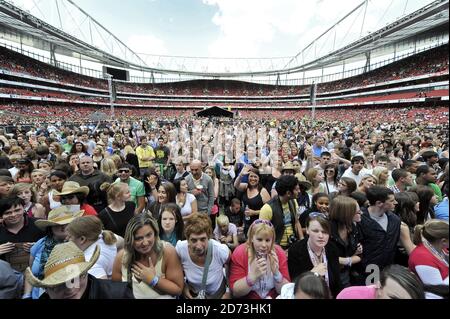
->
xmin=200 ymin=239 xmax=214 ymax=291
xmin=105 ymin=207 xmax=120 ymax=232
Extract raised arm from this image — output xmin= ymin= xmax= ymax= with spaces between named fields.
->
xmin=233 ymin=165 xmax=250 ymax=192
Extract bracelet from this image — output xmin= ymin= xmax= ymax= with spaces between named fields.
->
xmin=347 ymin=257 xmax=352 ymax=267
xmin=245 ymin=275 xmax=255 ymax=287
xmin=273 ymin=271 xmax=283 ymax=283
xmin=149 ymin=275 xmax=160 ymax=288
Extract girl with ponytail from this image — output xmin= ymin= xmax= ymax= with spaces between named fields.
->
xmin=409 ymin=219 xmax=449 ymax=298
xmin=98 ymin=182 xmax=135 ymax=237
xmin=67 ymin=215 xmax=118 ymax=279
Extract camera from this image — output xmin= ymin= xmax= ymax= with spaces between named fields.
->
xmin=288 ymin=234 xmax=298 ymax=247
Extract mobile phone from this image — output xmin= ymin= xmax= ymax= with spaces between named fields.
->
xmin=256 ymin=251 xmax=267 ymax=260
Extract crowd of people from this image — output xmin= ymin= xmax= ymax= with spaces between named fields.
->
xmin=0 ymin=108 xmax=448 ymax=300
xmin=0 ymin=32 xmax=448 ymax=301
xmin=1 ymin=104 xmax=448 ymax=125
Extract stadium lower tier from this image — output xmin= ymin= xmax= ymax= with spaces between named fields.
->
xmin=0 ymin=103 xmax=448 ymax=125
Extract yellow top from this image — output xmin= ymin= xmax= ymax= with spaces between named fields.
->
xmin=135 ymin=145 xmax=155 ymax=168
xmin=259 ymin=200 xmax=298 ymax=247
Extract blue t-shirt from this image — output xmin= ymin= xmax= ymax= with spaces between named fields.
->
xmin=434 ymin=198 xmax=449 ymax=220
xmin=312 ymin=145 xmax=328 ymax=157
xmin=30 ymin=237 xmax=46 ymax=299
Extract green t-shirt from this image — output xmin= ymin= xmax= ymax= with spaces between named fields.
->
xmin=115 ymin=176 xmax=145 ymax=206
xmin=429 ymin=183 xmax=443 ymax=202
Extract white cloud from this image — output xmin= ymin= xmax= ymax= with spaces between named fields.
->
xmin=202 ymin=0 xmax=430 ymax=59
xmin=18 ymin=0 xmax=35 ymax=11
xmin=126 ymin=34 xmax=168 ymax=55
xmin=203 ymin=0 xmax=364 ymax=58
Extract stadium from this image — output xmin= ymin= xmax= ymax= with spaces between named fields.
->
xmin=0 ymin=0 xmax=448 ymax=304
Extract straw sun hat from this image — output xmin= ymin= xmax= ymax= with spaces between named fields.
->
xmin=281 ymin=162 xmax=296 ymax=173
xmin=25 ymin=241 xmax=100 ymax=288
xmin=34 ymin=206 xmax=84 ymax=230
xmin=53 ymin=181 xmax=89 ymax=196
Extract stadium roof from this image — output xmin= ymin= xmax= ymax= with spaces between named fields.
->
xmin=0 ymin=0 xmax=448 ymax=77
xmin=282 ymin=0 xmax=449 ymax=74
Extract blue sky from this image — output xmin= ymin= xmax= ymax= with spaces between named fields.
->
xmin=74 ymin=0 xmax=220 ymax=56
xmin=11 ymin=0 xmax=432 ymax=60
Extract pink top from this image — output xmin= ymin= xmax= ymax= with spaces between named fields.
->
xmin=229 ymin=243 xmax=290 ymax=299
xmin=336 ymin=285 xmax=377 ymax=299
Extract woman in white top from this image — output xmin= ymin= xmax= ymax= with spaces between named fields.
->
xmin=321 ymin=164 xmax=339 ymax=195
xmin=66 ymin=215 xmax=118 ymax=279
xmin=174 ymin=178 xmax=197 ymax=221
xmin=112 ymin=214 xmax=184 ymax=299
xmin=176 ymin=213 xmax=231 ymax=299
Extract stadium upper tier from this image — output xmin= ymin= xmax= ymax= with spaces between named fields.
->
xmin=0 ymin=44 xmax=448 ymax=100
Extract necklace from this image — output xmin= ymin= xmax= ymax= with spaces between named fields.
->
xmin=177 ymin=193 xmax=186 ymax=207
xmin=307 ymin=241 xmax=324 ymax=264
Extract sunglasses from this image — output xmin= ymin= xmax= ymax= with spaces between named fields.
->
xmin=61 ymin=194 xmax=77 ymax=200
xmin=251 ymin=219 xmax=273 ymax=228
xmin=308 ymin=212 xmax=328 ymax=219
xmin=118 ymin=170 xmax=130 ymax=173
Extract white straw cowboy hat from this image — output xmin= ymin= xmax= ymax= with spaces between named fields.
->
xmin=25 ymin=242 xmax=100 ymax=288
xmin=34 ymin=206 xmax=84 ymax=230
xmin=53 ymin=181 xmax=89 ymax=196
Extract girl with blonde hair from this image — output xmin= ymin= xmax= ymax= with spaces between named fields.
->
xmin=98 ymin=182 xmax=136 ymax=237
xmin=372 ymin=166 xmax=390 ymax=187
xmin=110 ymin=154 xmax=123 ymax=172
xmin=357 ymin=174 xmax=378 ymax=194
xmin=100 ymin=158 xmax=118 ymax=179
xmin=10 ymin=183 xmax=46 ymax=219
xmin=229 ymin=219 xmax=290 ymax=299
xmin=92 ymin=146 xmax=105 ymax=169
xmin=30 ymin=169 xmax=49 ymax=202
xmin=213 ymin=214 xmax=239 ymax=250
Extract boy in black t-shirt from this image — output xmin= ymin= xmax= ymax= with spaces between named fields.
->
xmin=0 ymin=197 xmax=45 ymax=272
